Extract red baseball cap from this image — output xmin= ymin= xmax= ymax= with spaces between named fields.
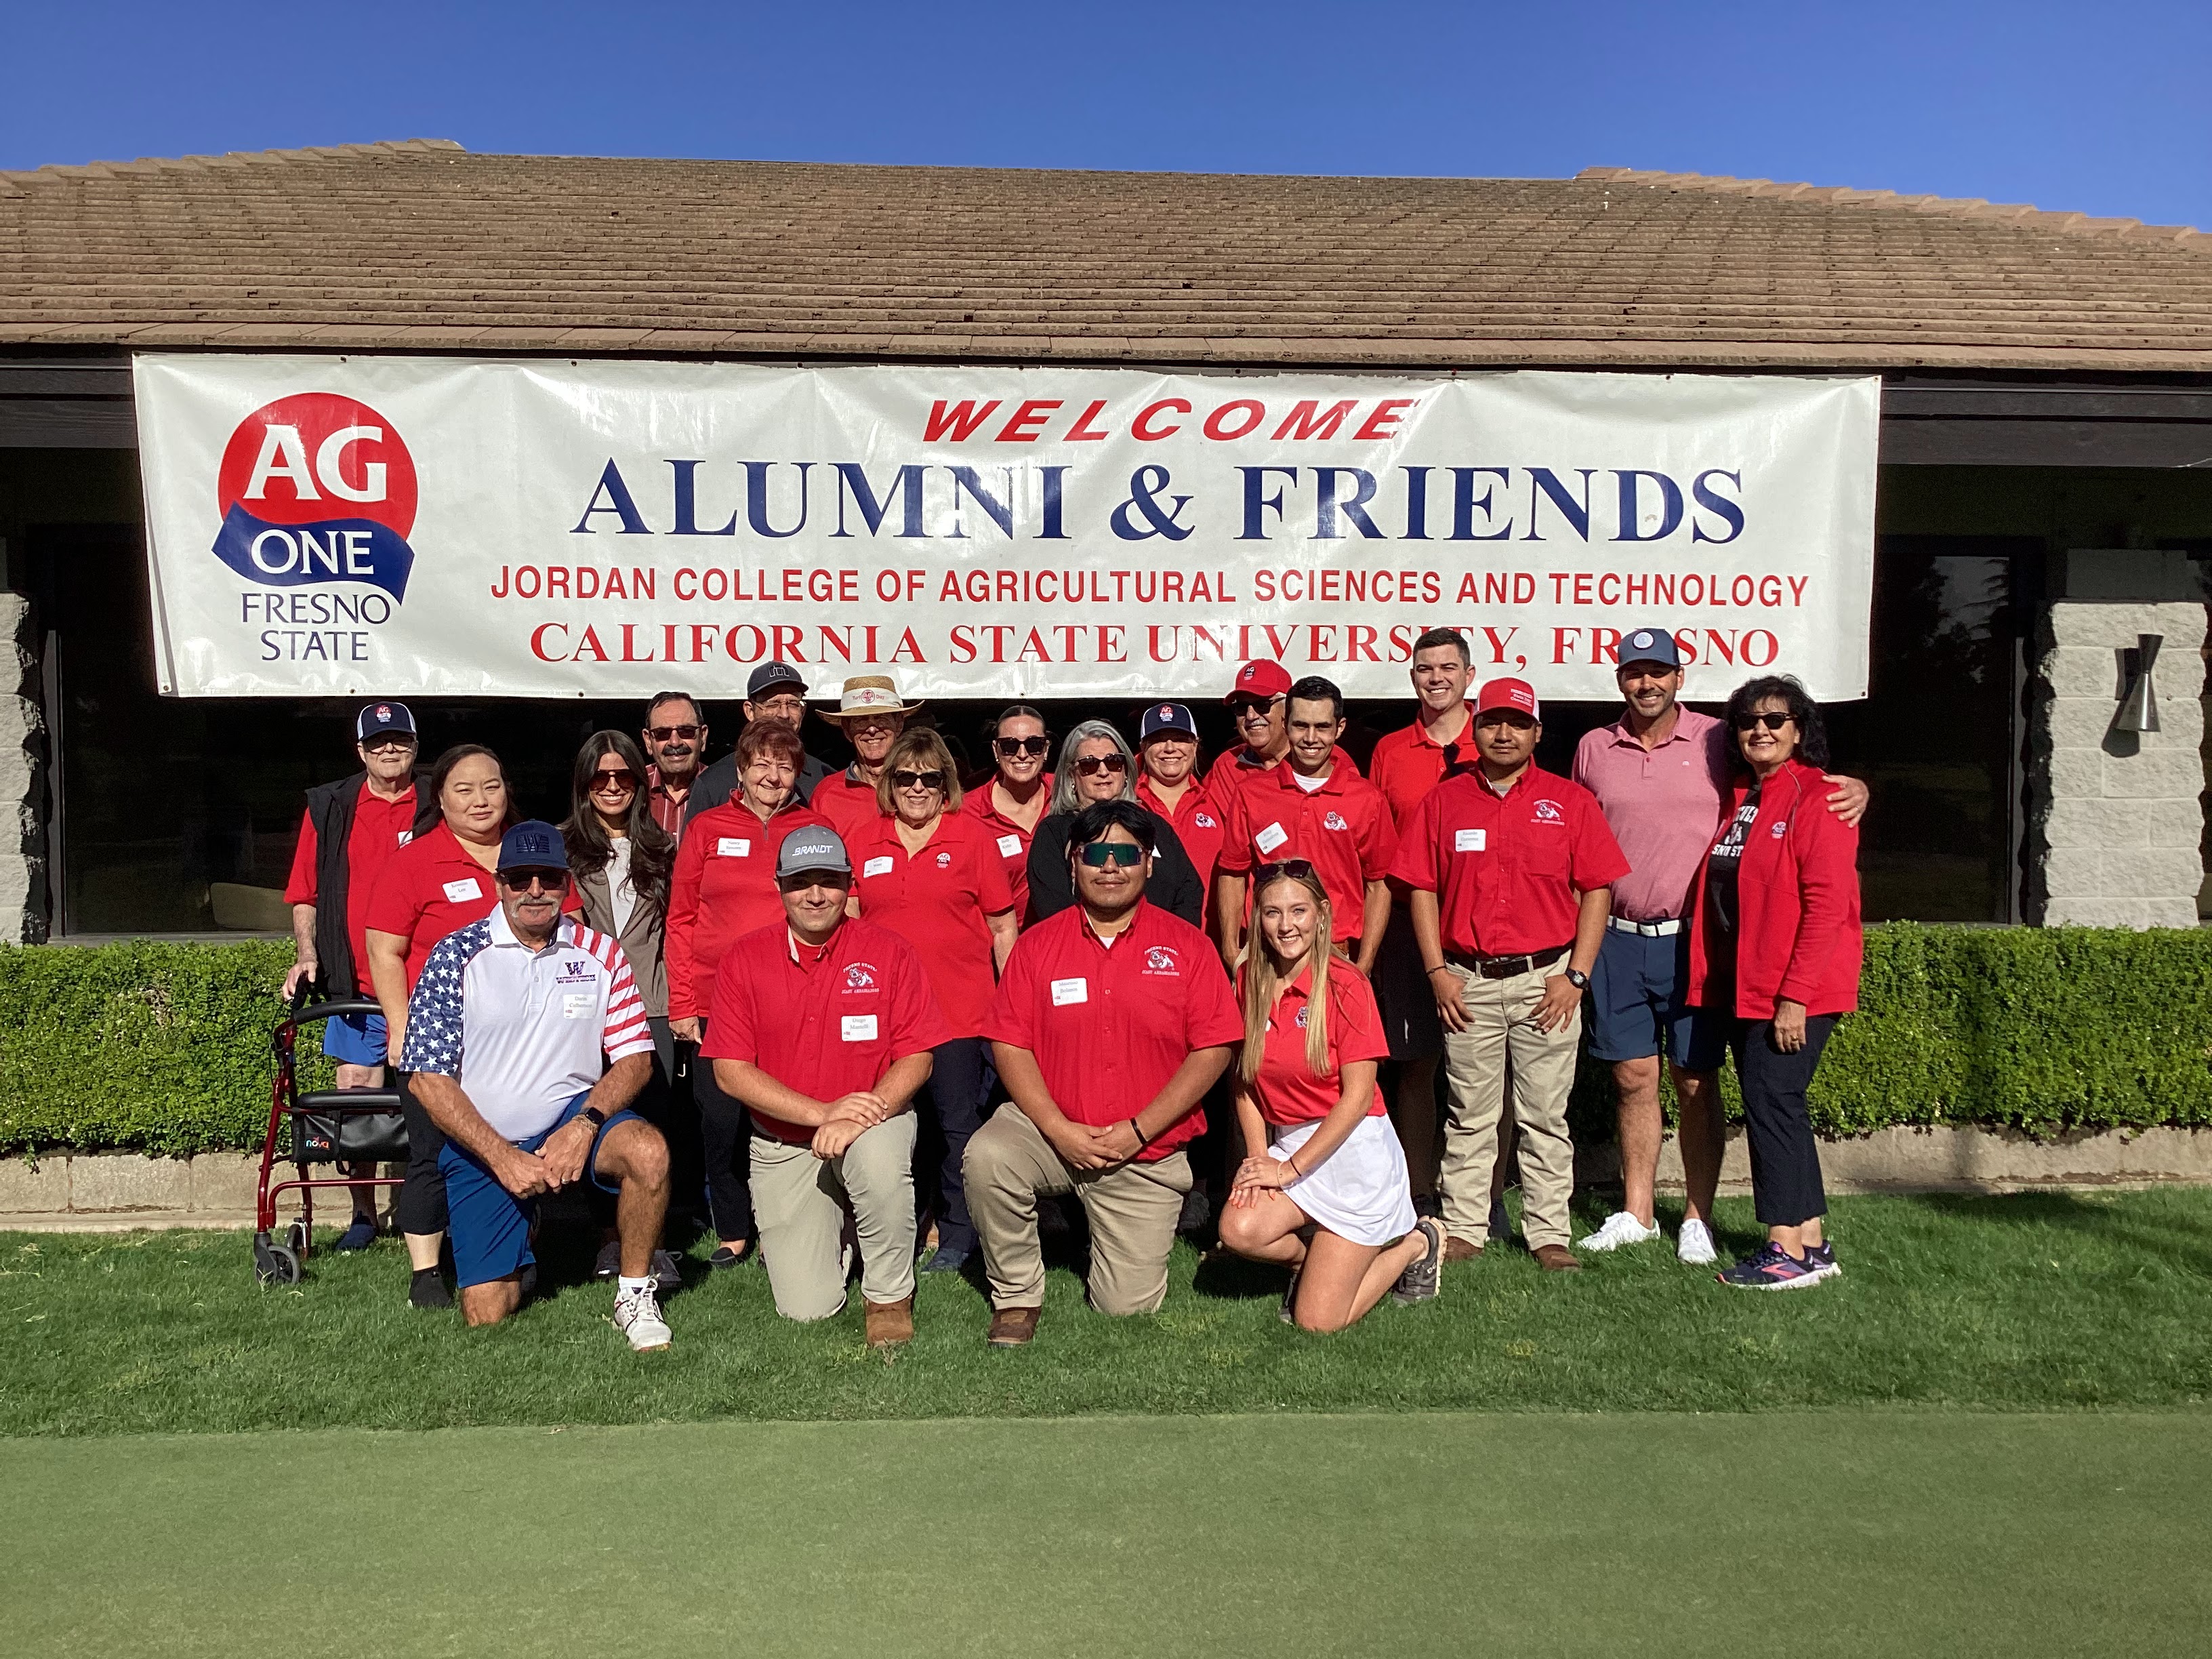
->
xmin=1475 ymin=678 xmax=1540 ymax=719
xmin=1225 ymin=659 xmax=1294 ymax=703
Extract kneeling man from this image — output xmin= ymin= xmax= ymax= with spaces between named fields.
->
xmin=968 ymin=800 xmax=1242 ymax=1346
xmin=704 ymin=826 xmax=949 ymax=1347
xmin=402 ymin=821 xmax=673 ymax=1348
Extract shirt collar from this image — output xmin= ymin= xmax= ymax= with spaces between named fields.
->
xmin=1404 ymin=703 xmax=1476 ymax=751
xmin=1078 ymin=902 xmax=1146 ymax=950
xmin=787 ymin=921 xmax=841 ymax=968
xmin=487 ymin=905 xmax=569 ymax=956
xmin=1270 ymin=757 xmax=1342 ymax=794
xmin=1607 ymin=708 xmax=1699 ymax=749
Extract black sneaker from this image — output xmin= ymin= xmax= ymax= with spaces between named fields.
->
xmin=1803 ymin=1241 xmax=1842 ymax=1282
xmin=408 ymin=1267 xmax=453 ymax=1309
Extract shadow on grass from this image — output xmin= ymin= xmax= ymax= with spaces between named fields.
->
xmin=1891 ymin=1187 xmax=2212 ymax=1277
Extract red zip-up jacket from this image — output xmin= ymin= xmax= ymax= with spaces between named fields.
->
xmin=1685 ymin=758 xmax=1863 ymax=1019
xmin=665 ymin=800 xmax=829 ymax=1021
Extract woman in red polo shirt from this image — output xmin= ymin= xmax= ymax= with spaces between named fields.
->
xmin=849 ymin=726 xmax=1018 ymax=1273
xmin=667 ymin=718 xmax=827 ymax=1269
xmin=1216 ymin=863 xmax=1444 ymax=1332
xmin=1687 ymin=676 xmax=1863 ymax=1291
xmin=963 ymin=704 xmax=1050 ymax=926
xmin=363 ymin=743 xmax=516 ymax=1311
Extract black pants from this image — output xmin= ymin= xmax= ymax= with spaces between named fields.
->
xmin=916 ymin=1036 xmax=994 ymax=1254
xmin=394 ymin=1071 xmax=447 ymax=1236
xmin=1734 ymin=1015 xmax=1837 ymax=1229
xmin=693 ymin=1017 xmax=754 ymax=1243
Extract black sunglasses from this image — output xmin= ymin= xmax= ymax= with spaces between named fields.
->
xmin=647 ymin=724 xmax=701 ymax=741
xmin=588 ymin=768 xmax=640 ymax=792
xmin=1732 ymin=711 xmax=1795 ymax=733
xmin=1073 ymin=754 xmax=1129 ymax=776
xmin=891 ymin=769 xmax=947 ymax=792
xmin=1076 ymin=840 xmax=1145 ymax=868
xmin=995 ymin=735 xmax=1051 ymax=758
xmin=1256 ymin=858 xmax=1318 ymax=884
xmin=498 ymin=867 xmax=569 ymax=893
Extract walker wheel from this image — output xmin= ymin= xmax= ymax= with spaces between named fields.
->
xmin=285 ymin=1220 xmax=310 ymax=1256
xmin=264 ymin=1245 xmax=302 ymax=1286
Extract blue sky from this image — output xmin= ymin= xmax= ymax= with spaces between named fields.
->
xmin=5 ymin=1 xmax=2207 ymax=229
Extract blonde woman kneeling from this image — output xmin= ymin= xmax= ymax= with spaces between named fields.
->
xmin=1217 ymin=861 xmax=1445 ymax=1331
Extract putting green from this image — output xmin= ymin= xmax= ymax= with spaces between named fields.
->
xmin=5 ymin=1411 xmax=2205 ymax=1656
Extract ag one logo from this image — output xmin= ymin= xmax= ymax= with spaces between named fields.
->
xmin=211 ymin=393 xmax=419 ymax=602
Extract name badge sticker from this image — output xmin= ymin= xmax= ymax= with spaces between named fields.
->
xmin=841 ymin=1014 xmax=879 ymax=1042
xmin=561 ymin=992 xmax=593 ymax=1020
xmin=1454 ymin=828 xmax=1487 ymax=853
xmin=442 ymin=877 xmax=483 ymax=903
xmin=1051 ymin=977 xmax=1088 ymax=1006
xmin=1254 ymin=821 xmax=1289 ymax=856
xmin=997 ymin=834 xmax=1023 ymax=859
xmin=396 ymin=829 xmax=413 ymax=847
xmin=716 ymin=837 xmax=750 ymax=857
xmin=863 ymin=856 xmax=895 ymax=878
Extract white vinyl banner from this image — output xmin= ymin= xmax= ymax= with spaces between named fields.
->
xmin=134 ymin=355 xmax=1879 ymax=701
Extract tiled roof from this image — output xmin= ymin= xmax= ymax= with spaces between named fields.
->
xmin=1 ymin=140 xmax=2207 ymax=369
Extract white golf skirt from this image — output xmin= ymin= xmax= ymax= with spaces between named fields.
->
xmin=1269 ymin=1113 xmax=1419 ymax=1248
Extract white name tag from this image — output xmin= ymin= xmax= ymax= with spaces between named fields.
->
xmin=841 ymin=1014 xmax=878 ymax=1042
xmin=561 ymin=992 xmax=593 ymax=1020
xmin=1454 ymin=828 xmax=1487 ymax=853
xmin=863 ymin=856 xmax=895 ymax=878
xmin=396 ymin=829 xmax=413 ymax=846
xmin=1051 ymin=977 xmax=1088 ymax=1006
xmin=1254 ymin=821 xmax=1289 ymax=855
xmin=716 ymin=837 xmax=750 ymax=857
xmin=997 ymin=834 xmax=1023 ymax=859
xmin=441 ymin=877 xmax=483 ymax=903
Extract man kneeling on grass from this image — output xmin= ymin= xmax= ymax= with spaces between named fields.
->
xmin=401 ymin=820 xmax=674 ymax=1350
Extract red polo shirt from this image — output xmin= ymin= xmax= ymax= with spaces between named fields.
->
xmin=1136 ymin=776 xmax=1227 ymax=896
xmin=1202 ymin=743 xmax=1360 ymax=815
xmin=1368 ymin=705 xmax=1477 ymax=827
xmin=1218 ymin=760 xmax=1397 ymax=943
xmin=850 ymin=810 xmax=1015 ymax=1038
xmin=362 ymin=821 xmax=504 ymax=991
xmin=1389 ymin=765 xmax=1630 ymax=958
xmin=283 ymin=780 xmax=418 ymax=979
xmin=701 ymin=918 xmax=952 ymax=1145
xmin=1241 ymin=956 xmax=1389 ymax=1128
xmin=963 ymin=780 xmax=1044 ymax=924
xmin=811 ymin=766 xmax=884 ymax=846
xmin=645 ymin=764 xmax=694 ymax=843
xmin=665 ymin=801 xmax=829 ymax=1020
xmin=983 ymin=902 xmax=1242 ymax=1160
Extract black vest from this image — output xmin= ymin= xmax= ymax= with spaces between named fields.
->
xmin=302 ymin=771 xmax=425 ymax=996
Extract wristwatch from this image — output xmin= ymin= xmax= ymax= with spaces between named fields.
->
xmin=579 ymin=1105 xmax=609 ymax=1128
xmin=1563 ymin=967 xmax=1590 ymax=991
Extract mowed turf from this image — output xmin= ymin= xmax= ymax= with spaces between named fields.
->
xmin=5 ymin=1411 xmax=2210 ymax=1658
xmin=2 ymin=1187 xmax=2208 ymax=1434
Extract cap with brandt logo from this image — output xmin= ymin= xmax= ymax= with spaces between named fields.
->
xmin=776 ymin=825 xmax=853 ymax=879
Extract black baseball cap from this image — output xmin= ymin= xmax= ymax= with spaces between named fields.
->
xmin=356 ymin=701 xmax=416 ymax=743
xmin=747 ymin=661 xmax=807 ymax=699
xmin=1139 ymin=703 xmax=1197 ymax=740
xmin=1616 ymin=627 xmax=1683 ymax=671
xmin=496 ymin=820 xmax=567 ymax=873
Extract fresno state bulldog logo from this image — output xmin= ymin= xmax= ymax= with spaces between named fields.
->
xmin=1195 ymin=811 xmax=1217 ymax=829
xmin=1323 ymin=811 xmax=1349 ymax=832
xmin=1143 ymin=945 xmax=1181 ymax=976
xmin=1532 ymin=799 xmax=1565 ymax=823
xmin=842 ymin=962 xmax=879 ymax=991
xmin=212 ymin=392 xmax=419 ymax=602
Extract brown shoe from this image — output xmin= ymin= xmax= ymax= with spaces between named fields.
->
xmin=1533 ymin=1244 xmax=1583 ymax=1273
xmin=1443 ymin=1236 xmax=1483 ymax=1263
xmin=864 ymin=1295 xmax=914 ymax=1349
xmin=986 ymin=1305 xmax=1040 ymax=1347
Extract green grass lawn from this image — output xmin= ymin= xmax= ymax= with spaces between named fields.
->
xmin=5 ymin=1412 xmax=2209 ymax=1658
xmin=3 ymin=1187 xmax=2208 ymax=1435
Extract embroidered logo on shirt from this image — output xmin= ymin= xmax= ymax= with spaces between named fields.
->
xmin=1195 ymin=813 xmax=1217 ymax=828
xmin=1323 ymin=811 xmax=1349 ymax=832
xmin=1532 ymin=800 xmax=1565 ymax=823
xmin=1294 ymin=1006 xmax=1310 ymax=1028
xmin=1771 ymin=820 xmax=1788 ymax=838
xmin=842 ymin=962 xmax=879 ymax=991
xmin=936 ymin=851 xmax=952 ymax=868
xmin=1143 ymin=945 xmax=1182 ymax=976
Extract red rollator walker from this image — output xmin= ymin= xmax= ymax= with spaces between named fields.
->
xmin=252 ymin=991 xmax=411 ymax=1286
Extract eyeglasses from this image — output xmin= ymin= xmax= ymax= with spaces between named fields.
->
xmin=1732 ymin=712 xmax=1795 ymax=733
xmin=1231 ymin=699 xmax=1279 ymax=720
xmin=1073 ymin=754 xmax=1129 ymax=776
xmin=362 ymin=736 xmax=415 ymax=754
xmin=891 ymin=769 xmax=947 ymax=792
xmin=1256 ymin=859 xmax=1317 ymax=883
xmin=647 ymin=724 xmax=701 ymax=741
xmin=995 ymin=735 xmax=1050 ymax=758
xmin=588 ymin=769 xmax=640 ymax=793
xmin=497 ymin=867 xmax=569 ymax=893
xmin=1077 ymin=840 xmax=1145 ymax=867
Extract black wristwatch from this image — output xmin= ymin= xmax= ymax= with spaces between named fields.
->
xmin=579 ymin=1105 xmax=608 ymax=1128
xmin=1563 ymin=967 xmax=1590 ymax=991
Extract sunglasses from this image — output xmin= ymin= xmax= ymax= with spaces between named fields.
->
xmin=1732 ymin=712 xmax=1795 ymax=733
xmin=588 ymin=768 xmax=640 ymax=792
xmin=1073 ymin=754 xmax=1129 ymax=776
xmin=1256 ymin=858 xmax=1318 ymax=883
xmin=891 ymin=769 xmax=947 ymax=792
xmin=498 ymin=867 xmax=569 ymax=893
xmin=647 ymin=724 xmax=701 ymax=741
xmin=1231 ymin=699 xmax=1279 ymax=719
xmin=1077 ymin=840 xmax=1145 ymax=868
xmin=362 ymin=735 xmax=416 ymax=754
xmin=995 ymin=735 xmax=1051 ymax=758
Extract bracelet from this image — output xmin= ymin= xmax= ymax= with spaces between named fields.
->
xmin=1425 ymin=964 xmax=1453 ymax=977
xmin=1130 ymin=1118 xmax=1153 ymax=1149
xmin=1285 ymin=1153 xmax=1304 ymax=1180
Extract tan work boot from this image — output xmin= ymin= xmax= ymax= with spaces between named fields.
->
xmin=1532 ymin=1244 xmax=1583 ymax=1273
xmin=1443 ymin=1236 xmax=1483 ymax=1263
xmin=987 ymin=1305 xmax=1040 ymax=1347
xmin=864 ymin=1295 xmax=914 ymax=1349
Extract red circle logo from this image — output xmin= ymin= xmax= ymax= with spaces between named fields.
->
xmin=216 ymin=393 xmax=417 ymax=536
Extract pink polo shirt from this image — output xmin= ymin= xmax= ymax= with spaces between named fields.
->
xmin=1570 ymin=708 xmax=1731 ymax=924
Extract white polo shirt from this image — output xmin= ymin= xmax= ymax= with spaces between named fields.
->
xmin=401 ymin=908 xmax=654 ymax=1141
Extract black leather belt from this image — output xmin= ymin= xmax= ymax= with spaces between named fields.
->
xmin=1445 ymin=944 xmax=1569 ymax=980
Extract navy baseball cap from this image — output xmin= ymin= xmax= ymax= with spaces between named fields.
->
xmin=496 ymin=820 xmax=568 ymax=873
xmin=1616 ymin=627 xmax=1683 ymax=670
xmin=748 ymin=661 xmax=807 ymax=699
xmin=356 ymin=701 xmax=415 ymax=742
xmin=776 ymin=825 xmax=852 ymax=880
xmin=1139 ymin=702 xmax=1197 ymax=740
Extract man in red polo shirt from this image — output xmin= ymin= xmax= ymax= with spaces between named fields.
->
xmin=968 ymin=799 xmax=1243 ymax=1346
xmin=1216 ymin=676 xmax=1395 ymax=975
xmin=1133 ymin=703 xmax=1225 ymax=905
xmin=1203 ymin=659 xmax=1361 ymax=813
xmin=1390 ymin=678 xmax=1629 ymax=1271
xmin=703 ymin=825 xmax=951 ymax=1348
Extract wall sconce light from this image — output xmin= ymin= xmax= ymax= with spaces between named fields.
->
xmin=2114 ymin=633 xmax=2163 ymax=734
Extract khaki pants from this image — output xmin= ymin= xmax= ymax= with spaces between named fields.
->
xmin=748 ymin=1113 xmax=918 ymax=1321
xmin=964 ymin=1103 xmax=1192 ymax=1315
xmin=1437 ymin=960 xmax=1579 ymax=1250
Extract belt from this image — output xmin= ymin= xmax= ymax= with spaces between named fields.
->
xmin=1607 ymin=916 xmax=1683 ymax=937
xmin=1444 ymin=944 xmax=1569 ymax=980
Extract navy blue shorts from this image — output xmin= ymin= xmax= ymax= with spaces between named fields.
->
xmin=438 ymin=1093 xmax=640 ymax=1289
xmin=321 ymin=1010 xmax=388 ymax=1068
xmin=1585 ymin=926 xmax=1730 ymax=1071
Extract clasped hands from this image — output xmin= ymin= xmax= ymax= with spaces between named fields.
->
xmin=811 ymin=1090 xmax=896 ymax=1160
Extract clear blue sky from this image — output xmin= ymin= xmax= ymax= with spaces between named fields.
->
xmin=6 ymin=1 xmax=2207 ymax=230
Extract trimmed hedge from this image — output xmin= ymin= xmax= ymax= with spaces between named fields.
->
xmin=2 ymin=926 xmax=2209 ymax=1158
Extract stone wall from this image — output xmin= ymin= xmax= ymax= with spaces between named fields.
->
xmin=2030 ymin=550 xmax=2206 ymax=928
xmin=0 ymin=592 xmax=43 ymax=942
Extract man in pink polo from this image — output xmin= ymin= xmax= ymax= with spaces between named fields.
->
xmin=1571 ymin=626 xmax=1867 ymax=1265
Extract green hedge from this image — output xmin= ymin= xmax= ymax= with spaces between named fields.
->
xmin=3 ymin=926 xmax=2210 ymax=1158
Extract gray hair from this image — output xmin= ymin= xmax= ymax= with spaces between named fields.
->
xmin=1050 ymin=719 xmax=1136 ymax=816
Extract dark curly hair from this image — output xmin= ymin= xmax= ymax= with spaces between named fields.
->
xmin=1721 ymin=675 xmax=1829 ymax=772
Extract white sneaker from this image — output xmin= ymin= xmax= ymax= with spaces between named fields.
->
xmin=1576 ymin=1210 xmax=1664 ymax=1252
xmin=1676 ymin=1218 xmax=1719 ymax=1266
xmin=611 ymin=1285 xmax=672 ymax=1352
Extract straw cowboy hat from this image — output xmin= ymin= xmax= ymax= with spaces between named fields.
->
xmin=819 ymin=674 xmax=924 ymax=720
